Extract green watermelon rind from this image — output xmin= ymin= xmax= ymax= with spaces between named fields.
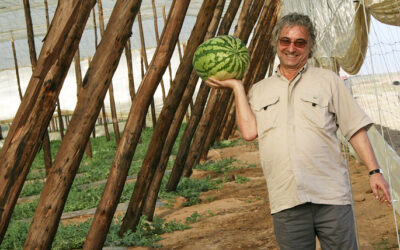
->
xmin=192 ymin=35 xmax=249 ymax=81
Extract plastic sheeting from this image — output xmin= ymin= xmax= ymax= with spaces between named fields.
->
xmin=338 ymin=126 xmax=400 ymax=215
xmin=366 ymin=0 xmax=400 ymax=26
xmin=336 ymin=2 xmax=370 ymax=75
xmin=281 ymin=0 xmax=358 ymax=71
xmin=367 ymin=126 xmax=400 ymax=215
xmin=282 ymin=0 xmax=400 ymax=74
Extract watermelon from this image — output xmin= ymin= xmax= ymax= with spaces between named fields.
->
xmin=192 ymin=35 xmax=249 ymax=81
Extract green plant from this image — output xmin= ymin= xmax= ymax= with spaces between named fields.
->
xmin=194 ymin=157 xmax=238 ymax=173
xmin=20 ymin=180 xmax=44 ymax=197
xmin=185 ymin=211 xmax=202 ymax=224
xmin=372 ymin=237 xmax=394 ymax=250
xmin=235 ymin=175 xmax=250 ymax=184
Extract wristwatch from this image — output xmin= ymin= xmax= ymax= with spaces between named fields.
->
xmin=368 ymin=169 xmax=383 ymax=176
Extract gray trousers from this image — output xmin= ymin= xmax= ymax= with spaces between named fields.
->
xmin=272 ymin=203 xmax=357 ymax=250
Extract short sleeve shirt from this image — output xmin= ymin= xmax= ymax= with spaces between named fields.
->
xmin=248 ymin=65 xmax=372 ymax=214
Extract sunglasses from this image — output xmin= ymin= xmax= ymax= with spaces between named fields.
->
xmin=278 ymin=37 xmax=308 ymax=48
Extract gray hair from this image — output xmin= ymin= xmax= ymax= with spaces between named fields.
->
xmin=271 ymin=13 xmax=317 ymax=58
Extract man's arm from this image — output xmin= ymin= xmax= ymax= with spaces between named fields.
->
xmin=206 ymin=78 xmax=257 ymax=141
xmin=349 ymin=127 xmax=391 ymax=205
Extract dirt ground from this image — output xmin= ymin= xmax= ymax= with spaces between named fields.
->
xmin=128 ymin=137 xmax=400 ymax=250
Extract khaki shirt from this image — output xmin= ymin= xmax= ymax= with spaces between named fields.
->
xmin=248 ymin=65 xmax=372 ymax=214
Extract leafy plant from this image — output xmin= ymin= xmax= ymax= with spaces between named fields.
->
xmin=235 ymin=175 xmax=250 ymax=184
xmin=185 ymin=211 xmax=202 ymax=224
xmin=194 ymin=157 xmax=238 ymax=173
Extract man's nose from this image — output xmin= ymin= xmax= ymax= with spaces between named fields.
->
xmin=287 ymin=42 xmax=296 ymax=52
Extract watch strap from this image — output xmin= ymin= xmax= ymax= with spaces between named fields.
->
xmin=368 ymin=169 xmax=383 ymax=176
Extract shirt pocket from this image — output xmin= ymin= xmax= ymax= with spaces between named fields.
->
xmin=253 ymin=96 xmax=280 ymax=137
xmin=299 ymin=93 xmax=330 ymax=128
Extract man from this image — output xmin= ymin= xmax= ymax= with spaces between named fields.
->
xmin=206 ymin=13 xmax=391 ymax=249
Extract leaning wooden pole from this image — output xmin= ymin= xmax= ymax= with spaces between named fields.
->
xmin=120 ymin=0 xmax=219 ymax=235
xmin=142 ymin=0 xmax=227 ymax=220
xmin=23 ymin=0 xmax=53 ymax=175
xmin=178 ymin=0 xmax=259 ymax=177
xmin=200 ymin=0 xmax=272 ymax=159
xmin=161 ymin=6 xmax=174 ymax=88
xmin=74 ymin=49 xmax=93 ymax=158
xmin=83 ymin=1 xmax=189 ymax=248
xmin=92 ymin=11 xmax=110 ymax=141
xmin=221 ymin=0 xmax=280 ymax=140
xmin=166 ymin=0 xmax=242 ymax=191
xmin=10 ymin=36 xmax=23 ymax=100
xmin=98 ymin=0 xmax=121 ymax=144
xmin=125 ymin=39 xmax=136 ymax=102
xmin=137 ymin=11 xmax=158 ymax=128
xmin=0 ymin=1 xmax=96 ymax=243
xmin=92 ymin=7 xmax=110 ymax=140
xmin=188 ymin=0 xmax=265 ymax=167
xmin=151 ymin=0 xmax=167 ymax=102
xmin=23 ymin=1 xmax=142 ymax=248
xmin=44 ymin=0 xmax=65 ymax=140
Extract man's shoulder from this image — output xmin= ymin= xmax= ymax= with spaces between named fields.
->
xmin=251 ymin=75 xmax=278 ymax=89
xmin=307 ymin=66 xmax=339 ymax=78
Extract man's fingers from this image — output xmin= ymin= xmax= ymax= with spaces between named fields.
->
xmin=372 ymin=185 xmax=380 ymax=200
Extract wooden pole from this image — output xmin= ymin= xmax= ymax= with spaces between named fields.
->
xmin=83 ymin=1 xmax=189 ymax=247
xmin=23 ymin=0 xmax=53 ymax=177
xmin=120 ymin=0 xmax=219 ymax=234
xmin=125 ymin=39 xmax=136 ymax=102
xmin=166 ymin=0 xmax=242 ymax=191
xmin=23 ymin=1 xmax=141 ymax=248
xmin=178 ymin=0 xmax=256 ymax=177
xmin=187 ymin=0 xmax=265 ymax=168
xmin=98 ymin=0 xmax=121 ymax=144
xmin=92 ymin=7 xmax=110 ymax=140
xmin=0 ymin=125 xmax=3 ymax=140
xmin=142 ymin=0 xmax=227 ymax=220
xmin=223 ymin=0 xmax=280 ymax=139
xmin=137 ymin=11 xmax=158 ymax=128
xmin=151 ymin=0 xmax=167 ymax=102
xmin=161 ymin=6 xmax=174 ymax=88
xmin=75 ymin=50 xmax=93 ymax=158
xmin=0 ymin=0 xmax=96 ymax=243
xmin=44 ymin=0 xmax=65 ymax=140
xmin=23 ymin=0 xmax=37 ymax=71
xmin=10 ymin=36 xmax=23 ymax=100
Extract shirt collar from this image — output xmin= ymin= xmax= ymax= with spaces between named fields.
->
xmin=275 ymin=63 xmax=309 ymax=80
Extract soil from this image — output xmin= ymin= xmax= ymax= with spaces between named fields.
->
xmin=125 ymin=137 xmax=400 ymax=250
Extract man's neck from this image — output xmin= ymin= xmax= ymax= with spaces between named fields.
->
xmin=279 ymin=66 xmax=303 ymax=81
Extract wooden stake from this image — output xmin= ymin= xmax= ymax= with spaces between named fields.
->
xmin=166 ymin=0 xmax=242 ymax=191
xmin=75 ymin=50 xmax=93 ymax=158
xmin=189 ymin=0 xmax=265 ymax=167
xmin=161 ymin=6 xmax=174 ymax=86
xmin=125 ymin=39 xmax=136 ymax=102
xmin=142 ymin=0 xmax=227 ymax=220
xmin=44 ymin=0 xmax=65 ymax=140
xmin=84 ymin=0 xmax=188 ymax=247
xmin=0 ymin=0 xmax=96 ymax=243
xmin=137 ymin=10 xmax=158 ymax=127
xmin=92 ymin=8 xmax=109 ymax=140
xmin=120 ymin=0 xmax=219 ymax=234
xmin=151 ymin=0 xmax=167 ymax=102
xmin=10 ymin=36 xmax=23 ymax=100
xmin=22 ymin=0 xmax=138 ymax=248
xmin=23 ymin=0 xmax=53 ymax=176
xmin=98 ymin=0 xmax=121 ymax=143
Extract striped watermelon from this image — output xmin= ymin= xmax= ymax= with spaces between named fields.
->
xmin=192 ymin=35 xmax=249 ymax=81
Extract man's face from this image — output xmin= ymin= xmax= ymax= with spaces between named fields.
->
xmin=277 ymin=25 xmax=313 ymax=72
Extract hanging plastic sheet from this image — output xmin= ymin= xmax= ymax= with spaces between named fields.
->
xmin=365 ymin=0 xmax=400 ymax=26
